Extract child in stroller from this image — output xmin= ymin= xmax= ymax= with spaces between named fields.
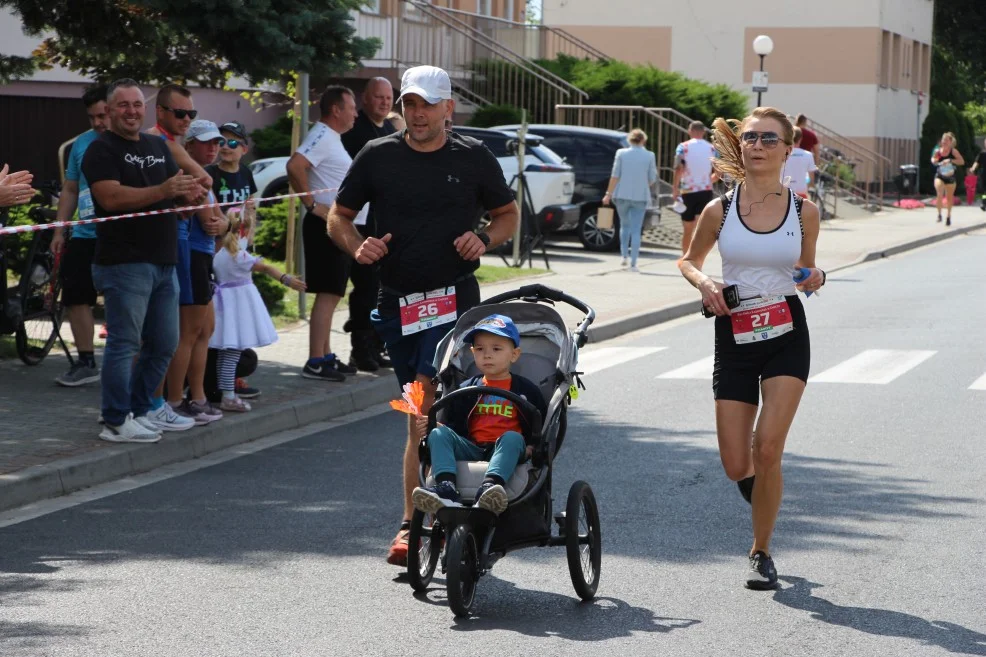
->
xmin=412 ymin=314 xmax=547 ymax=515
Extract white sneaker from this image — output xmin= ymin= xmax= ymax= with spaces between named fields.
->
xmin=134 ymin=415 xmax=164 ymax=437
xmin=630 ymin=266 xmax=640 ymax=273
xmin=99 ymin=413 xmax=162 ymax=443
xmin=144 ymin=404 xmax=196 ymax=432
xmin=620 ymin=258 xmax=628 ymax=267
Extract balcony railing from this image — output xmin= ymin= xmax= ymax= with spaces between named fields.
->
xmin=354 ymin=1 xmax=589 ymax=123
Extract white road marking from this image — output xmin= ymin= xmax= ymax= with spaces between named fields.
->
xmin=0 ymin=403 xmax=392 ymax=529
xmin=969 ymin=373 xmax=986 ymax=390
xmin=577 ymin=346 xmax=666 ymax=374
xmin=810 ymin=349 xmax=936 ymax=385
xmin=656 ymin=355 xmax=715 ymax=380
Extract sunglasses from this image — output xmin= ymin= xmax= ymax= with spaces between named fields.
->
xmin=160 ymin=106 xmax=198 ymax=120
xmin=740 ymin=131 xmax=782 ymax=148
xmin=223 ymin=139 xmax=244 ymax=149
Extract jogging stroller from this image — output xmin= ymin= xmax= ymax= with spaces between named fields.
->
xmin=406 ymin=284 xmax=600 ymax=617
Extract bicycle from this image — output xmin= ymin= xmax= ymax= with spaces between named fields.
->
xmin=0 ymin=184 xmax=73 ymax=366
xmin=810 ymin=171 xmax=833 ymax=221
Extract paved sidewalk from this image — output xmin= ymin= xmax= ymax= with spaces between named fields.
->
xmin=1 ymin=203 xmax=983 ymax=510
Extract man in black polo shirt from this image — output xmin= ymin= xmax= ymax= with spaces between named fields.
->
xmin=340 ymin=77 xmax=397 ymax=372
xmin=328 ymin=65 xmax=519 ymax=566
xmin=83 ymin=78 xmax=205 ymax=443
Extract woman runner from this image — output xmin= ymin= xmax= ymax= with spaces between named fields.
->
xmin=678 ymin=107 xmax=825 ymax=590
xmin=931 ymin=132 xmax=965 ymax=226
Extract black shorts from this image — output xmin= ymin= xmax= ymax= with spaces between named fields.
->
xmin=712 ymin=295 xmax=810 ymax=406
xmin=183 ymin=249 xmax=214 ymax=306
xmin=372 ymin=275 xmax=481 ymax=387
xmin=936 ymin=175 xmax=956 ymax=186
xmin=61 ymin=238 xmax=98 ymax=306
xmin=303 ymin=211 xmax=350 ymax=296
xmin=681 ymin=190 xmax=714 ymax=221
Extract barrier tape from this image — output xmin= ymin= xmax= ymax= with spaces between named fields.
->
xmin=0 ymin=187 xmax=338 ymax=237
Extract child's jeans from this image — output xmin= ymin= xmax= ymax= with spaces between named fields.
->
xmin=429 ymin=425 xmax=527 ymax=483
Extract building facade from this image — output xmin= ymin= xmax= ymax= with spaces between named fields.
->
xmin=542 ymin=0 xmax=934 ymax=173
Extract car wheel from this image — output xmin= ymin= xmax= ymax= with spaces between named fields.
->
xmin=260 ymin=177 xmax=290 ymax=207
xmin=578 ymin=207 xmax=620 ymax=252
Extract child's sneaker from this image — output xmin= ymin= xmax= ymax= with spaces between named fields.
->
xmin=412 ymin=481 xmax=461 ymax=513
xmin=219 ymin=396 xmax=252 ymax=412
xmin=474 ymin=482 xmax=508 ymax=515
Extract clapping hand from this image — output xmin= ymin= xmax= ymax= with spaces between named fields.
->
xmin=0 ymin=164 xmax=36 ymax=207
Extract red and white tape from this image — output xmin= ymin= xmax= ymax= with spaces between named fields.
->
xmin=0 ymin=188 xmax=337 ymax=237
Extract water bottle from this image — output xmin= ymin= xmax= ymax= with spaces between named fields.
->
xmin=793 ymin=267 xmax=816 ymax=297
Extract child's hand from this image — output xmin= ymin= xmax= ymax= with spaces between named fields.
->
xmin=287 ymin=275 xmax=307 ymax=292
xmin=525 ymin=445 xmax=534 ymax=460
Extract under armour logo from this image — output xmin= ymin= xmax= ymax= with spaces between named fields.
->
xmin=448 ymin=175 xmax=459 ymax=183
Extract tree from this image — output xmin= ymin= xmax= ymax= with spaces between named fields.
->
xmin=931 ymin=0 xmax=986 ymax=107
xmin=0 ymin=0 xmax=379 ymax=86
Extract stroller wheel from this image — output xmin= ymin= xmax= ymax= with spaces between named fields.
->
xmin=446 ymin=523 xmax=479 ymax=617
xmin=565 ymin=480 xmax=601 ymax=600
xmin=407 ymin=509 xmax=443 ymax=592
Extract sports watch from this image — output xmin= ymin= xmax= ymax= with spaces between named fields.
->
xmin=477 ymin=232 xmax=491 ymax=247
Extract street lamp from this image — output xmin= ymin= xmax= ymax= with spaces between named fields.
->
xmin=752 ymin=35 xmax=774 ymax=107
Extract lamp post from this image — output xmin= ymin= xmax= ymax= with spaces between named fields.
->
xmin=752 ymin=35 xmax=774 ymax=107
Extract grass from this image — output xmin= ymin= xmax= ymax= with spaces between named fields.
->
xmin=266 ymin=263 xmax=549 ymax=327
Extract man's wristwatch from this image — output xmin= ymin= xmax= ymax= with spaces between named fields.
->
xmin=477 ymin=232 xmax=491 ymax=248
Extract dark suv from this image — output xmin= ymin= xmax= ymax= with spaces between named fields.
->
xmin=495 ymin=124 xmax=636 ymax=251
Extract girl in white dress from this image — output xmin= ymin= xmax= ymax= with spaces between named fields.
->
xmin=211 ymin=208 xmax=306 ymax=411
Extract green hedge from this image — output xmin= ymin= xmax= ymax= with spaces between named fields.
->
xmin=468 ymin=104 xmax=524 ymax=128
xmin=254 ymin=201 xmax=289 ymax=262
xmin=252 ymin=269 xmax=285 ymax=315
xmin=920 ymin=99 xmax=982 ymax=195
xmin=250 ymin=115 xmax=293 ymax=159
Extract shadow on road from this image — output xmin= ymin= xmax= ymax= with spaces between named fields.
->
xmin=774 ymin=576 xmax=986 ymax=656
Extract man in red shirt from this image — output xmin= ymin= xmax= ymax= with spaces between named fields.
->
xmin=795 ymin=114 xmax=820 ymax=162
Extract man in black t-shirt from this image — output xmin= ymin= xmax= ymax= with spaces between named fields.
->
xmin=83 ymin=78 xmax=206 ymax=443
xmin=970 ymin=138 xmax=986 ymax=211
xmin=340 ymin=77 xmax=397 ymax=372
xmin=328 ymin=65 xmax=519 ymax=567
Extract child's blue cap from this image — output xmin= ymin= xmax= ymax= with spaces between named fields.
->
xmin=465 ymin=314 xmax=520 ymax=348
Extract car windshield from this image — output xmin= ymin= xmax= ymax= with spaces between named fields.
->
xmin=530 ymin=143 xmax=566 ymax=165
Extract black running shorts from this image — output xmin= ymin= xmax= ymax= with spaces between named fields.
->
xmin=712 ymin=295 xmax=810 ymax=406
xmin=303 ymin=211 xmax=351 ymax=297
xmin=681 ymin=190 xmax=714 ymax=222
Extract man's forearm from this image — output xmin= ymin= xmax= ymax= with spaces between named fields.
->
xmin=92 ymin=184 xmax=168 ymax=213
xmin=483 ymin=205 xmax=520 ymax=248
xmin=55 ymin=186 xmax=79 ymax=225
xmin=327 ymin=208 xmax=364 ymax=257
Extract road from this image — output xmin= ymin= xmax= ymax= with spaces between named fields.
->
xmin=2 ymin=231 xmax=985 ymax=656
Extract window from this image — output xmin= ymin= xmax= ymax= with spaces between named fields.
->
xmin=879 ymin=30 xmax=891 ymax=87
xmin=477 ymin=0 xmax=492 ymax=16
xmin=539 ymin=135 xmax=580 ymax=167
xmin=890 ymin=33 xmax=901 ymax=88
xmin=911 ymin=41 xmax=921 ymax=91
xmin=505 ymin=0 xmax=515 ymax=21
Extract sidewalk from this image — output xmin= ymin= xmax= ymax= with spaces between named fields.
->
xmin=1 ymin=204 xmax=983 ymax=510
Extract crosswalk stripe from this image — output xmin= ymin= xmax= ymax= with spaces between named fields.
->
xmin=969 ymin=373 xmax=986 ymax=390
xmin=656 ymin=355 xmax=715 ymax=380
xmin=577 ymin=347 xmax=666 ymax=375
xmin=810 ymin=349 xmax=936 ymax=385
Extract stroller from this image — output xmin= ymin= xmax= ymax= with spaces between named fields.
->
xmin=406 ymin=284 xmax=600 ymax=617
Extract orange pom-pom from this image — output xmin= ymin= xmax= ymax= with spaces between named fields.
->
xmin=389 ymin=400 xmax=417 ymax=414
xmin=390 ymin=381 xmax=426 ymax=415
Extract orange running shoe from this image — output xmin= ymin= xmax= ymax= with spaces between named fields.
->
xmin=387 ymin=528 xmax=410 ymax=566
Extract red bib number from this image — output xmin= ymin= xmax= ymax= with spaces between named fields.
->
xmin=399 ymin=286 xmax=458 ymax=336
xmin=730 ymin=295 xmax=793 ymax=344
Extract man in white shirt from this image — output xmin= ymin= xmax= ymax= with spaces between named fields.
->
xmin=783 ymin=127 xmax=818 ymax=198
xmin=286 ymin=85 xmax=359 ymax=382
xmin=672 ymin=121 xmax=717 ymax=254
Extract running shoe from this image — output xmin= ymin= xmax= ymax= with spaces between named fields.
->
xmin=475 ymin=482 xmax=508 ymax=515
xmin=134 ymin=415 xmax=163 ymax=437
xmin=387 ymin=528 xmax=411 ymax=566
xmin=235 ymin=378 xmax=261 ymax=399
xmin=99 ymin=413 xmax=161 ymax=443
xmin=219 ymin=396 xmax=252 ymax=412
xmin=301 ymin=358 xmax=345 ymax=382
xmin=326 ymin=354 xmax=357 ymax=375
xmin=183 ymin=400 xmax=223 ymax=425
xmin=144 ymin=404 xmax=196 ymax=432
xmin=746 ymin=550 xmax=779 ymax=590
xmin=55 ymin=362 xmax=100 ymax=387
xmin=412 ymin=481 xmax=461 ymax=513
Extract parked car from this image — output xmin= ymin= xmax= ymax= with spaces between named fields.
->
xmin=495 ymin=124 xmax=662 ymax=252
xmin=247 ymin=127 xmax=580 ymax=236
xmin=450 ymin=126 xmax=579 ymax=235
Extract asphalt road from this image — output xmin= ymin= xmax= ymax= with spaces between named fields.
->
xmin=2 ymin=231 xmax=985 ymax=657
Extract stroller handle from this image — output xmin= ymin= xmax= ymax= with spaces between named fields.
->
xmin=427 ymin=385 xmax=543 ymax=443
xmin=483 ymin=284 xmax=595 ymax=348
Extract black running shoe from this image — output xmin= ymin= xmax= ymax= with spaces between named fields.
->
xmin=301 ymin=359 xmax=345 ymax=382
xmin=746 ymin=550 xmax=778 ymax=590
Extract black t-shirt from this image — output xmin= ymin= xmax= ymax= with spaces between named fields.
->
xmin=341 ymin=110 xmax=396 ymax=159
xmin=207 ymin=164 xmax=258 ymax=205
xmin=336 ymin=131 xmax=514 ymax=298
xmin=82 ymin=131 xmax=180 ymax=265
xmin=975 ymin=152 xmax=986 ymax=178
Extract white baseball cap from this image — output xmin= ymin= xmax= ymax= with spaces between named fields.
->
xmin=399 ymin=66 xmax=452 ymax=104
xmin=186 ymin=119 xmax=224 ymax=142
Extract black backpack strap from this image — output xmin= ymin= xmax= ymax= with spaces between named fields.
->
xmin=792 ymin=192 xmax=805 ymax=238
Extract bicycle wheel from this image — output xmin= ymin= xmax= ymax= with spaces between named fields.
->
xmin=15 ymin=253 xmax=62 ymax=366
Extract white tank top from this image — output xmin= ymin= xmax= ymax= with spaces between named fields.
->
xmin=717 ymin=187 xmax=804 ymax=299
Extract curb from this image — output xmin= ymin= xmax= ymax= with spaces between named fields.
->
xmin=2 ymin=222 xmax=982 ymax=512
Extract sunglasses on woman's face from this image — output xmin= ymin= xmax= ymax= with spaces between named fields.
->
xmin=161 ymin=106 xmax=198 ymax=120
xmin=740 ymin=131 xmax=781 ymax=148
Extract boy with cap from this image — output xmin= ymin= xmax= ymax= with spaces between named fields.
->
xmin=208 ymin=121 xmax=258 ymax=207
xmin=411 ymin=314 xmax=547 ymax=515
